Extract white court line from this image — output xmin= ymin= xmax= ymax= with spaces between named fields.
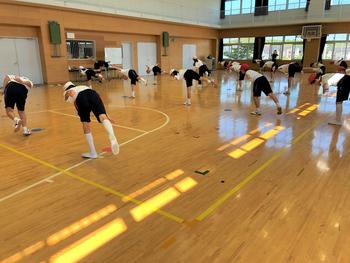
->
xmin=0 ymin=106 xmax=170 ymax=203
xmin=48 ymin=110 xmax=148 ymax=133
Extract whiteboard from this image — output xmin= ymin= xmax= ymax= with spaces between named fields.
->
xmin=105 ymin=47 xmax=122 ymax=65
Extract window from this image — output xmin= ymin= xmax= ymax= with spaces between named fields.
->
xmin=262 ymin=35 xmax=303 ymax=60
xmin=268 ymin=0 xmax=306 ymax=11
xmin=223 ymin=37 xmax=254 ymax=60
xmin=331 ymin=0 xmax=350 ymax=5
xmin=225 ymin=0 xmax=255 ymax=15
xmin=322 ymin=33 xmax=350 ymax=60
xmin=66 ymin=40 xmax=95 ymax=59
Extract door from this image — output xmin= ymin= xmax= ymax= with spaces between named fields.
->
xmin=0 ymin=38 xmax=19 ymax=83
xmin=122 ymin=42 xmax=133 ymax=69
xmin=183 ymin=44 xmax=197 ymax=69
xmin=15 ymin=38 xmax=43 ymax=84
xmin=137 ymin=42 xmax=157 ymax=75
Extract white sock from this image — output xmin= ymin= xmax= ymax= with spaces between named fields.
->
xmin=85 ymin=133 xmax=97 ymax=155
xmin=276 ymin=103 xmax=281 ymax=107
xmin=102 ymin=119 xmax=117 ymax=142
xmin=132 ymin=91 xmax=135 ymax=97
xmin=256 ymin=108 xmax=261 ymax=112
xmin=14 ymin=117 xmax=20 ymax=123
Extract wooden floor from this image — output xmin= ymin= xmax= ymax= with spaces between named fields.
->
xmin=1 ymin=71 xmax=350 ymax=263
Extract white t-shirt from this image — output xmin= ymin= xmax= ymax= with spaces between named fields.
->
xmin=263 ymin=61 xmax=275 ymax=68
xmin=321 ymin=73 xmax=345 ymax=86
xmin=7 ymin=75 xmax=33 ymax=90
xmin=65 ymin=85 xmax=92 ymax=103
xmin=174 ymin=69 xmax=186 ymax=80
xmin=231 ymin=62 xmax=241 ymax=72
xmin=245 ymin=70 xmax=263 ymax=81
xmin=278 ymin=64 xmax=290 ymax=74
xmin=194 ymin=60 xmax=204 ymax=68
xmin=120 ymin=69 xmax=130 ymax=77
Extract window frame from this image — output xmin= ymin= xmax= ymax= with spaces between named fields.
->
xmin=322 ymin=33 xmax=350 ymax=61
xmin=223 ymin=37 xmax=255 ymax=60
xmin=66 ymin=39 xmax=96 ymax=60
xmin=263 ymin=35 xmax=304 ymax=61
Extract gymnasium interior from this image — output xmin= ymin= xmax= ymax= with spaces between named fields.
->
xmin=1 ymin=0 xmax=350 ymax=262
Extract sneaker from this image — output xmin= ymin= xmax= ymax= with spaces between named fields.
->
xmin=111 ymin=140 xmax=120 ymax=155
xmin=23 ymin=128 xmax=31 ymax=136
xmin=129 ymin=95 xmax=136 ymax=99
xmin=277 ymin=106 xmax=282 ymax=115
xmin=183 ymin=101 xmax=191 ymax=106
xmin=14 ymin=119 xmax=22 ymax=132
xmin=81 ymin=152 xmax=99 ymax=159
xmin=328 ymin=120 xmax=342 ymax=126
xmin=250 ymin=111 xmax=262 ymax=116
xmin=283 ymin=91 xmax=290 ymax=95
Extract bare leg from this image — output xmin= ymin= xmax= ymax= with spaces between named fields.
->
xmin=6 ymin=107 xmax=22 ymax=132
xmin=6 ymin=107 xmax=15 ymax=121
xmin=323 ymin=83 xmax=329 ymax=94
xmin=238 ymin=80 xmax=242 ymax=91
xmin=130 ymin=84 xmax=136 ymax=98
xmin=18 ymin=110 xmax=27 ymax=128
xmin=82 ymin=122 xmax=91 ymax=134
xmin=284 ymin=77 xmax=293 ymax=95
xmin=268 ymin=93 xmax=282 ymax=114
xmin=253 ymin=96 xmax=260 ymax=109
xmin=184 ymin=86 xmax=192 ymax=105
xmin=328 ymin=102 xmax=343 ymax=126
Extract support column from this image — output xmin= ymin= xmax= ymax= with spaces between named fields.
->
xmin=303 ymin=38 xmax=321 ymax=67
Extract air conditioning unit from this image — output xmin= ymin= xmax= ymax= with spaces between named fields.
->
xmin=302 ymin=25 xmax=322 ymax=40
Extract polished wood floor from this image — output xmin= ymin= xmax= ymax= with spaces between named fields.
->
xmin=1 ymin=71 xmax=350 ymax=263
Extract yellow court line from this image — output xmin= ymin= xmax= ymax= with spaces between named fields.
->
xmin=195 ymin=118 xmax=327 ymax=221
xmin=0 ymin=143 xmax=184 ymax=224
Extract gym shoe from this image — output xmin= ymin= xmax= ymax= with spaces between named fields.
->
xmin=81 ymin=152 xmax=99 ymax=159
xmin=111 ymin=139 xmax=120 ymax=155
xmin=283 ymin=91 xmax=290 ymax=95
xmin=277 ymin=106 xmax=282 ymax=115
xmin=23 ymin=128 xmax=31 ymax=136
xmin=129 ymin=95 xmax=136 ymax=99
xmin=328 ymin=120 xmax=342 ymax=126
xmin=14 ymin=119 xmax=22 ymax=132
xmin=250 ymin=111 xmax=262 ymax=116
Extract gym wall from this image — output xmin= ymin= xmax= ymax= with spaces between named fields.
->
xmin=0 ymin=1 xmax=218 ymax=84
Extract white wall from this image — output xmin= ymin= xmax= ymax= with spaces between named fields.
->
xmin=16 ymin=0 xmax=221 ymax=27
xmin=14 ymin=0 xmax=350 ymax=29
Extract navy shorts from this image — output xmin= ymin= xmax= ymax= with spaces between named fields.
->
xmin=184 ymin=69 xmax=200 ymax=87
xmin=128 ymin=69 xmax=139 ymax=85
xmin=152 ymin=66 xmax=162 ymax=76
xmin=336 ymin=75 xmax=350 ymax=103
xmin=253 ymin=76 xmax=273 ymax=97
xmin=4 ymin=82 xmax=28 ymax=111
xmin=75 ymin=89 xmax=106 ymax=123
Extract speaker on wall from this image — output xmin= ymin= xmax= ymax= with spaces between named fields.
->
xmin=48 ymin=21 xmax=61 ymax=45
xmin=162 ymin=32 xmax=169 ymax=48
